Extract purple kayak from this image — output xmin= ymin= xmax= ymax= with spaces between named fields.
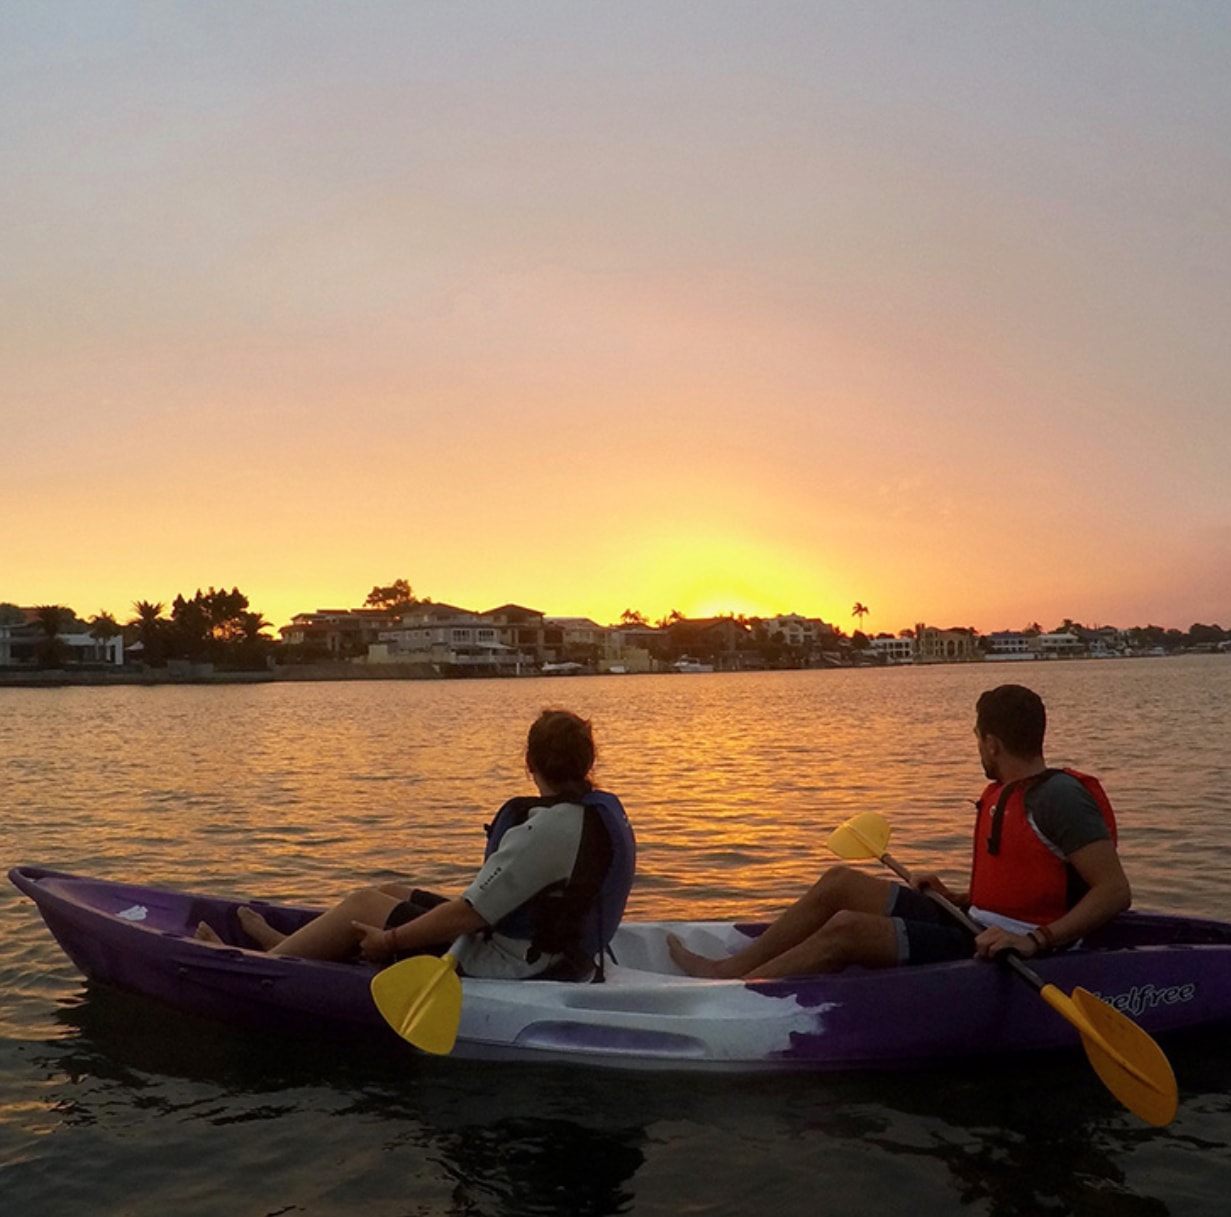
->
xmin=11 ymin=864 xmax=1231 ymax=1071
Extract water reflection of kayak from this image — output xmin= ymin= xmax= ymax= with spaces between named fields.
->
xmin=11 ymin=864 xmax=1231 ymax=1072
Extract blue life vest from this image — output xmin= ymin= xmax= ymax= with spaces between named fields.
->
xmin=482 ymin=790 xmax=636 ymax=979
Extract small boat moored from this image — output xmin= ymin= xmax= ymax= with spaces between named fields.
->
xmin=672 ymin=657 xmax=715 ymax=674
xmin=10 ymin=864 xmax=1231 ymax=1072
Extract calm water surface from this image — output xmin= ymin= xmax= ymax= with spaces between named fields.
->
xmin=2 ymin=659 xmax=1230 ymax=1215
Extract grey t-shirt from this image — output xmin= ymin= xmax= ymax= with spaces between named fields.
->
xmin=1025 ymin=771 xmax=1111 ymax=858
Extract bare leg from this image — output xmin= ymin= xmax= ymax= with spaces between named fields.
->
xmin=665 ymin=938 xmax=730 ymax=979
xmin=194 ymin=921 xmax=224 ymax=944
xmin=747 ymin=909 xmax=900 ymax=978
xmin=668 ymin=866 xmax=896 ymax=979
xmin=376 ymin=882 xmax=413 ymax=900
xmin=263 ymin=888 xmax=403 ymax=960
xmin=237 ymin=907 xmax=285 ymax=949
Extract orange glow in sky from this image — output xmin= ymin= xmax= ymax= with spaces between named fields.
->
xmin=4 ymin=7 xmax=1230 ymax=634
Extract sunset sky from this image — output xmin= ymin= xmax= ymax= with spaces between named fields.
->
xmin=4 ymin=3 xmax=1230 ymax=635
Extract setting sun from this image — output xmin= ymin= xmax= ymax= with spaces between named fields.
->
xmin=614 ymin=530 xmax=845 ymax=625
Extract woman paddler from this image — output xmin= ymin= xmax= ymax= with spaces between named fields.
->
xmin=195 ymin=709 xmax=635 ymax=981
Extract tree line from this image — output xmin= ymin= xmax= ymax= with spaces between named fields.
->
xmin=1 ymin=589 xmax=275 ymax=670
xmin=4 ymin=579 xmax=1228 ymax=671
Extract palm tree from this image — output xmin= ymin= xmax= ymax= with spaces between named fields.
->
xmin=240 ymin=611 xmax=273 ymax=642
xmin=852 ymin=602 xmax=870 ymax=630
xmin=33 ymin=604 xmax=71 ymax=668
xmin=89 ymin=611 xmax=121 ymax=664
xmin=130 ymin=600 xmax=165 ymax=666
xmin=234 ymin=610 xmax=276 ymax=670
xmin=132 ymin=600 xmax=164 ymax=626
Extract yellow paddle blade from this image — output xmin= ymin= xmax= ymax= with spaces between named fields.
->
xmin=1071 ymin=987 xmax=1178 ymax=1127
xmin=1040 ymin=984 xmax=1178 ymax=1126
xmin=826 ymin=812 xmax=893 ymax=861
xmin=370 ymin=953 xmax=463 ymax=1056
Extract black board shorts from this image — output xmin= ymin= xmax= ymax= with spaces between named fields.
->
xmin=887 ymin=884 xmax=975 ymax=965
xmin=383 ymin=889 xmax=449 ymax=959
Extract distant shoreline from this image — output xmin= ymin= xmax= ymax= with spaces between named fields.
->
xmin=0 ymin=663 xmax=432 ymax=688
xmin=0 ymin=652 xmax=1220 ymax=689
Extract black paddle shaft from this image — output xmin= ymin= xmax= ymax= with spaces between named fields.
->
xmin=879 ymin=850 xmax=1047 ymax=994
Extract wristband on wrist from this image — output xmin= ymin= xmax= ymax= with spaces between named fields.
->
xmin=1026 ymin=929 xmax=1046 ymax=956
xmin=1036 ymin=923 xmax=1058 ymax=953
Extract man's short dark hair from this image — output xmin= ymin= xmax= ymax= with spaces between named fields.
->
xmin=975 ymin=684 xmax=1046 ymax=758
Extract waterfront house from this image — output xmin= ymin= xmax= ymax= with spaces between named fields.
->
xmin=1078 ymin=626 xmax=1126 ymax=658
xmin=914 ymin=624 xmax=978 ymax=663
xmin=372 ymin=603 xmax=526 ymax=674
xmin=869 ymin=635 xmax=916 ymax=664
xmin=483 ymin=604 xmax=550 ymax=663
xmin=542 ymin=617 xmax=611 ymax=669
xmin=0 ymin=609 xmax=123 ymax=668
xmin=760 ymin=614 xmax=838 ymax=654
xmin=762 ymin=614 xmax=814 ymax=649
xmin=666 ymin=616 xmax=752 ymax=670
xmin=1036 ymin=631 xmax=1085 ymax=658
xmin=608 ymin=624 xmax=664 ymax=674
xmin=985 ymin=631 xmax=1036 ymax=661
xmin=279 ymin=608 xmax=400 ymax=657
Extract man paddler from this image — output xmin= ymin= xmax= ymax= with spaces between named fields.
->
xmin=667 ymin=683 xmax=1130 ymax=979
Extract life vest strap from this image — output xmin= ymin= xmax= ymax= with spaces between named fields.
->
xmin=986 ymin=768 xmax=1061 ymax=856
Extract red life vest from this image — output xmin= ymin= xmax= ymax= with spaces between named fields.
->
xmin=968 ymin=768 xmax=1117 ymax=925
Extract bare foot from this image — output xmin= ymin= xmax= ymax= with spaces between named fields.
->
xmin=237 ymin=906 xmax=285 ymax=950
xmin=666 ymin=932 xmax=740 ymax=979
xmin=194 ymin=920 xmax=225 ymax=945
